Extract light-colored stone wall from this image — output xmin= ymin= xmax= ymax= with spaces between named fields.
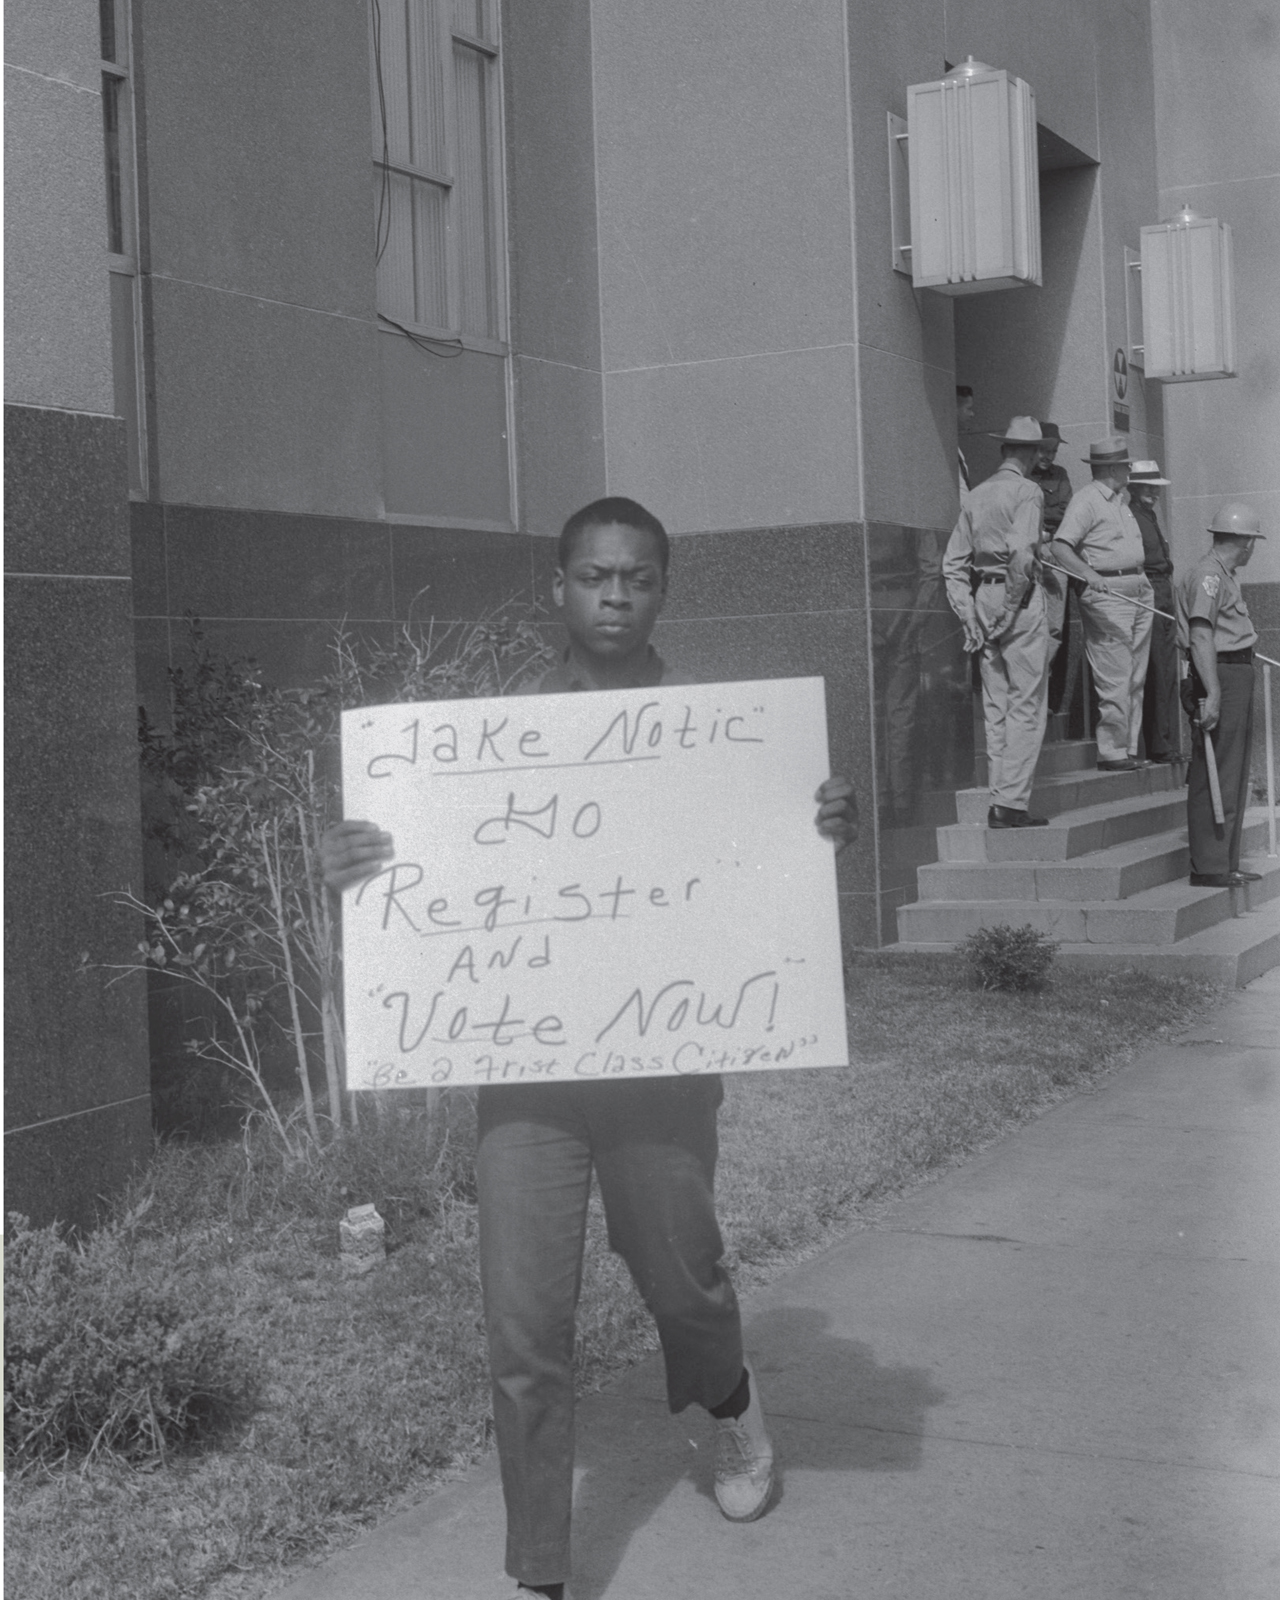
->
xmin=4 ymin=0 xmax=114 ymax=413
xmin=1151 ymin=0 xmax=1280 ymax=590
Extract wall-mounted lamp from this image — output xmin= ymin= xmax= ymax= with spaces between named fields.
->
xmin=1138 ymin=208 xmax=1236 ymax=381
xmin=895 ymin=57 xmax=1041 ymax=295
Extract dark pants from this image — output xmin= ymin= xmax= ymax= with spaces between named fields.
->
xmin=1188 ymin=662 xmax=1255 ymax=876
xmin=477 ymin=1076 xmax=743 ymax=1587
xmin=1141 ymin=575 xmax=1180 ymax=759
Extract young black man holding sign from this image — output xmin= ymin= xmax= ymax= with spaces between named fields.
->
xmin=323 ymin=497 xmax=857 ymax=1600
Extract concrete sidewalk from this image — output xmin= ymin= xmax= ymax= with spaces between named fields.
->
xmin=281 ymin=971 xmax=1280 ymax=1600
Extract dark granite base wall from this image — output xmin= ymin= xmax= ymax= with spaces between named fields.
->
xmin=1244 ymin=581 xmax=1279 ymax=791
xmin=5 ymin=404 xmax=151 ymax=1229
xmin=137 ymin=508 xmax=884 ymax=948
xmin=866 ymin=521 xmax=975 ymax=944
xmin=654 ymin=523 xmax=878 ymax=948
xmin=131 ymin=502 xmax=546 ymax=721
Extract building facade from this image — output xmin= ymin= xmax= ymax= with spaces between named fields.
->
xmin=6 ymin=0 xmax=1277 ymax=1224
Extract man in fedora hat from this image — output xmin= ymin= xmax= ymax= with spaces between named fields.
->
xmin=1048 ymin=439 xmax=1153 ymax=771
xmin=1128 ymin=460 xmax=1180 ymax=764
xmin=1031 ymin=422 xmax=1073 ymax=661
xmin=1176 ymin=501 xmax=1267 ymax=888
xmin=943 ymin=416 xmax=1051 ymax=828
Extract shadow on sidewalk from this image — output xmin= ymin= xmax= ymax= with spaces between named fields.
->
xmin=569 ymin=1305 xmax=946 ymax=1599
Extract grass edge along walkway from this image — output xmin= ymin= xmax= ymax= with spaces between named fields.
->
xmin=4 ymin=956 xmax=1223 ymax=1600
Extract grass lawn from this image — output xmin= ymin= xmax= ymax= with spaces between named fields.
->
xmin=5 ymin=955 xmax=1222 ymax=1600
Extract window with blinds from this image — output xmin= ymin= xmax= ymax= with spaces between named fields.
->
xmin=370 ymin=0 xmax=505 ymax=347
xmin=100 ymin=0 xmax=147 ymax=495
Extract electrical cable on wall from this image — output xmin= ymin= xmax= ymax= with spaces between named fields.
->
xmin=371 ymin=0 xmax=392 ymax=266
xmin=370 ymin=0 xmax=462 ymax=358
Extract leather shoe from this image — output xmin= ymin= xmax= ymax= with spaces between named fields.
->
xmin=1097 ymin=758 xmax=1139 ymax=772
xmin=1189 ymin=873 xmax=1234 ymax=888
xmin=988 ymin=805 xmax=1050 ymax=829
xmin=1146 ymin=752 xmax=1180 ymax=764
xmin=1231 ymin=870 xmax=1263 ymax=883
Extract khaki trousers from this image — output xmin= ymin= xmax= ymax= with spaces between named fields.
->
xmin=977 ymin=584 xmax=1050 ymax=810
xmin=1077 ymin=577 xmax=1154 ymax=763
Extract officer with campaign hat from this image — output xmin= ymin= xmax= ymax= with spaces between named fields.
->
xmin=943 ymin=416 xmax=1050 ymax=828
xmin=1049 ymin=439 xmax=1154 ymax=771
xmin=1176 ymin=501 xmax=1266 ymax=887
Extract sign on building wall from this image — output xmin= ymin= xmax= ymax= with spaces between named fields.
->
xmin=340 ymin=678 xmax=850 ymax=1090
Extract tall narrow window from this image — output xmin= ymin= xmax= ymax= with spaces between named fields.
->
xmin=370 ymin=0 xmax=506 ymax=348
xmin=100 ymin=0 xmax=147 ymax=494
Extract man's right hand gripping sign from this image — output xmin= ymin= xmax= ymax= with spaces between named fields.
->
xmin=320 ymin=498 xmax=856 ymax=1600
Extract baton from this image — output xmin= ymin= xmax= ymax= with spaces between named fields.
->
xmin=1199 ymin=702 xmax=1226 ymax=826
xmin=1038 ymin=557 xmax=1280 ymax=669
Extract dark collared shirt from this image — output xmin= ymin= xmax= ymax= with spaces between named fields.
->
xmin=1030 ymin=463 xmax=1072 ymax=535
xmin=516 ymin=645 xmax=694 ymax=694
xmin=1130 ymin=499 xmax=1173 ymax=577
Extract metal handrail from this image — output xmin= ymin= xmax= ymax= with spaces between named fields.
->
xmin=1265 ymin=663 xmax=1277 ymax=857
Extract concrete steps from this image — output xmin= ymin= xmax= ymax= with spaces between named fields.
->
xmin=891 ymin=726 xmax=1280 ymax=984
xmin=938 ymin=790 xmax=1188 ymax=864
xmin=953 ymin=759 xmax=1183 ymax=825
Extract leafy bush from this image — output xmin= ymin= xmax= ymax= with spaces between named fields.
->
xmin=126 ymin=607 xmax=555 ymax=1145
xmin=959 ymin=922 xmax=1058 ymax=991
xmin=4 ymin=1213 xmax=257 ymax=1469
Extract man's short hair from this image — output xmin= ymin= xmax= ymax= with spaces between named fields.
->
xmin=956 ymin=385 xmax=974 ymax=399
xmin=558 ymin=497 xmax=671 ymax=575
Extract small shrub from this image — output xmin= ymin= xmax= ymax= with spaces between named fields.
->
xmin=959 ymin=922 xmax=1058 ymax=991
xmin=3 ymin=1214 xmax=257 ymax=1469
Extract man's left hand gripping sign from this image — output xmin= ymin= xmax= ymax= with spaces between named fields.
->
xmin=337 ymin=677 xmax=850 ymax=1090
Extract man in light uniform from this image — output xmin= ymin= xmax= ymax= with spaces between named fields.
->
xmin=943 ymin=416 xmax=1050 ymax=828
xmin=1048 ymin=439 xmax=1153 ymax=771
xmin=1128 ymin=460 xmax=1180 ymax=764
xmin=1175 ymin=501 xmax=1266 ymax=888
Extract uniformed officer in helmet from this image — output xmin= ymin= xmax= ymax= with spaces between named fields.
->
xmin=1049 ymin=439 xmax=1153 ymax=771
xmin=1176 ymin=501 xmax=1267 ymax=888
xmin=943 ymin=415 xmax=1049 ymax=828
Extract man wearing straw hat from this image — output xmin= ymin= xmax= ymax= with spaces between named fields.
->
xmin=1175 ymin=502 xmax=1266 ymax=888
xmin=1048 ymin=439 xmax=1153 ymax=771
xmin=1128 ymin=460 xmax=1180 ymax=764
xmin=942 ymin=415 xmax=1050 ymax=828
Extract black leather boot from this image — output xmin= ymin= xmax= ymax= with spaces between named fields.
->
xmin=988 ymin=805 xmax=1050 ymax=828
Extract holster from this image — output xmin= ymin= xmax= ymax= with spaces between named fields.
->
xmin=1179 ymin=659 xmax=1204 ymax=722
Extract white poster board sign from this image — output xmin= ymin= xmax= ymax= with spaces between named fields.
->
xmin=340 ymin=677 xmax=849 ymax=1090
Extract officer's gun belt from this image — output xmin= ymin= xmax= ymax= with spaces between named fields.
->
xmin=1091 ymin=565 xmax=1144 ymax=578
xmin=1217 ymin=647 xmax=1254 ymax=665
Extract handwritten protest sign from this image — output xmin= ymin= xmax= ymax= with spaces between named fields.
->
xmin=339 ymin=677 xmax=849 ymax=1090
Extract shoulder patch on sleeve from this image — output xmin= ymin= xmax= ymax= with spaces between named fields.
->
xmin=1202 ymin=573 xmax=1220 ymax=598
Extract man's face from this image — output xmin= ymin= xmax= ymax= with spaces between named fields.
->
xmin=1234 ymin=535 xmax=1257 ymax=570
xmin=553 ymin=522 xmax=667 ymax=661
xmin=957 ymin=394 xmax=975 ymax=427
xmin=1035 ymin=441 xmax=1059 ymax=471
xmin=1130 ymin=482 xmax=1156 ymax=509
